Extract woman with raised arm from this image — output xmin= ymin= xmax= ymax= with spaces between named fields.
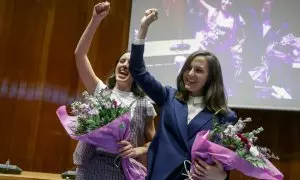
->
xmin=129 ymin=9 xmax=237 ymax=180
xmin=73 ymin=2 xmax=156 ymax=180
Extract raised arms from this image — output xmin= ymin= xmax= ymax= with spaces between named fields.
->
xmin=74 ymin=2 xmax=110 ymax=94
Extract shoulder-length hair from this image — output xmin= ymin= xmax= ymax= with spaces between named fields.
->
xmin=175 ymin=51 xmax=228 ymax=113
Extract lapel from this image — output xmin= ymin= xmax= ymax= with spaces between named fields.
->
xmin=174 ymin=100 xmax=189 ymax=151
xmin=187 ymin=108 xmax=213 ymax=139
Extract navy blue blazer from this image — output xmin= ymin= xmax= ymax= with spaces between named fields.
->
xmin=129 ymin=44 xmax=237 ymax=180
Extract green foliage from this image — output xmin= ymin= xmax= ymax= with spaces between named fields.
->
xmin=208 ymin=109 xmax=276 ymax=169
xmin=70 ymin=89 xmax=131 ymax=135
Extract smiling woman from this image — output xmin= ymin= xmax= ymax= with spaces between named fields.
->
xmin=71 ymin=2 xmax=156 ymax=180
xmin=116 ymin=53 xmax=131 ymax=81
xmin=105 ymin=52 xmax=145 ymax=97
xmin=182 ymin=55 xmax=209 ymax=97
xmin=175 ymin=51 xmax=228 ymax=112
xmin=128 ymin=9 xmax=237 ymax=180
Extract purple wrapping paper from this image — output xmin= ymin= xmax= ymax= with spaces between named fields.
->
xmin=56 ymin=106 xmax=146 ymax=180
xmin=190 ymin=131 xmax=284 ymax=180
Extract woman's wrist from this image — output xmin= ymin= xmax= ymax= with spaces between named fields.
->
xmin=134 ymin=147 xmax=147 ymax=157
xmin=137 ymin=24 xmax=149 ymax=40
xmin=91 ymin=16 xmax=103 ymax=24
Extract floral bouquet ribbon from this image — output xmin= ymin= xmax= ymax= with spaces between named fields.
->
xmin=56 ymin=106 xmax=146 ymax=180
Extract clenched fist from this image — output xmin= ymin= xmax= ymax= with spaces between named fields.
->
xmin=140 ymin=8 xmax=158 ymax=27
xmin=92 ymin=1 xmax=110 ymax=21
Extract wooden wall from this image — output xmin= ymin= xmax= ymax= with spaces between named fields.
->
xmin=0 ymin=0 xmax=299 ymax=179
xmin=0 ymin=0 xmax=132 ymax=173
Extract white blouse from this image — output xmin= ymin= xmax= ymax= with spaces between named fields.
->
xmin=94 ymin=81 xmax=157 ymax=119
xmin=187 ymin=96 xmax=204 ymax=124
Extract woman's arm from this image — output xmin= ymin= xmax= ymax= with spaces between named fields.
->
xmin=135 ymin=116 xmax=156 ymax=157
xmin=199 ymin=0 xmax=214 ymax=12
xmin=118 ymin=117 xmax=155 ymax=158
xmin=119 ymin=101 xmax=156 ymax=158
xmin=129 ymin=9 xmax=168 ymax=106
xmin=74 ymin=2 xmax=110 ymax=94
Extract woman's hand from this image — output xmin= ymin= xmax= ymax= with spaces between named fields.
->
xmin=137 ymin=9 xmax=158 ymax=40
xmin=191 ymin=157 xmax=227 ymax=180
xmin=92 ymin=1 xmax=110 ymax=22
xmin=140 ymin=8 xmax=158 ymax=27
xmin=118 ymin=140 xmax=145 ymax=159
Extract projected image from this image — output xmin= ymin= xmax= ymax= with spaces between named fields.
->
xmin=129 ymin=0 xmax=300 ymax=109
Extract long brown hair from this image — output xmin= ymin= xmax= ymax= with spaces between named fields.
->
xmin=175 ymin=51 xmax=228 ymax=113
xmin=106 ymin=52 xmax=145 ymax=98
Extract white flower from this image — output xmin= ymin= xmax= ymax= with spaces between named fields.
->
xmin=79 ymin=103 xmax=89 ymax=109
xmin=243 ymin=118 xmax=252 ymax=123
xmin=82 ymin=91 xmax=89 ymax=96
xmin=102 ymin=101 xmax=111 ymax=109
xmin=249 ymin=136 xmax=258 ymax=143
xmin=88 ymin=108 xmax=99 ymax=115
xmin=236 ymin=123 xmax=245 ymax=131
xmin=250 ymin=146 xmax=260 ymax=157
xmin=224 ymin=125 xmax=234 ymax=136
xmin=233 ymin=135 xmax=241 ymax=141
xmin=255 ymin=127 xmax=264 ymax=134
xmin=87 ymin=98 xmax=99 ymax=108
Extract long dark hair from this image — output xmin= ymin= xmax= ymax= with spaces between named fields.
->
xmin=106 ymin=52 xmax=145 ymax=98
xmin=175 ymin=51 xmax=228 ymax=113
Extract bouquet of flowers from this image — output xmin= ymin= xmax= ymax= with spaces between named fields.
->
xmin=187 ymin=110 xmax=284 ymax=180
xmin=56 ymin=88 xmax=146 ymax=180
